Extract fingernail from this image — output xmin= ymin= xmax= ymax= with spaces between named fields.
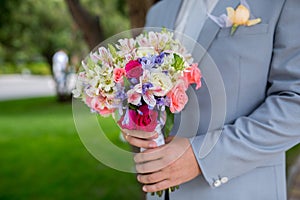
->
xmin=137 ymin=175 xmax=140 ymax=181
xmin=149 ymin=142 xmax=157 ymax=148
xmin=142 ymin=186 xmax=147 ymax=192
xmin=153 ymin=132 xmax=159 ymax=138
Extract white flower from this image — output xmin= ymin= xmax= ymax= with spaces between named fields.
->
xmin=89 ymin=52 xmax=101 ymax=63
xmin=72 ymin=81 xmax=83 ymax=98
xmin=98 ymin=64 xmax=113 ymax=76
xmin=156 ymin=33 xmax=170 ymax=50
xmin=150 ymin=72 xmax=173 ymax=96
xmin=116 ymin=38 xmax=136 ymax=56
xmin=85 ymin=87 xmax=98 ymax=97
xmin=98 ymin=47 xmax=113 ymax=66
xmin=136 ymin=34 xmax=151 ymax=47
xmin=136 ymin=46 xmax=156 ymax=57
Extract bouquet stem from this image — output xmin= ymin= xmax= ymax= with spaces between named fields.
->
xmin=141 ymin=124 xmax=179 ymax=197
xmin=140 ymin=124 xmax=165 ymax=152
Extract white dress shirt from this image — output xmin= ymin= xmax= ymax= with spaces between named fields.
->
xmin=175 ymin=0 xmax=219 ymax=40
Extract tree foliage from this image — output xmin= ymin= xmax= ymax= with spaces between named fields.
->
xmin=0 ymin=0 xmax=85 ymax=67
xmin=0 ymin=0 xmax=130 ymax=72
xmin=0 ymin=0 xmax=159 ymax=74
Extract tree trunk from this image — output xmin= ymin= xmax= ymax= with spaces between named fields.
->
xmin=65 ymin=0 xmax=104 ymax=50
xmin=126 ymin=0 xmax=160 ymax=36
xmin=65 ymin=0 xmax=160 ymax=46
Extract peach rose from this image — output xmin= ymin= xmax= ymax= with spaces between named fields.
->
xmin=113 ymin=68 xmax=126 ymax=83
xmin=183 ymin=63 xmax=202 ymax=89
xmin=167 ymin=79 xmax=188 ymax=113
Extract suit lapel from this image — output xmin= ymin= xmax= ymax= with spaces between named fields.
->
xmin=197 ymin=0 xmax=240 ymax=50
xmin=161 ymin=0 xmax=183 ymax=29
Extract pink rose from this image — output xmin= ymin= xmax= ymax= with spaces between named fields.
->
xmin=96 ymin=106 xmax=114 ymax=116
xmin=91 ymin=96 xmax=114 ymax=117
xmin=113 ymin=68 xmax=126 ymax=83
xmin=125 ymin=60 xmax=143 ymax=78
xmin=118 ymin=104 xmax=158 ymax=132
xmin=84 ymin=95 xmax=93 ymax=107
xmin=184 ymin=63 xmax=202 ymax=89
xmin=167 ymin=80 xmax=188 ymax=113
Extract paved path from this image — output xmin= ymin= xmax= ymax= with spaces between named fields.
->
xmin=0 ymin=74 xmax=56 ymax=101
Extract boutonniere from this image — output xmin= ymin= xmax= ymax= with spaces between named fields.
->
xmin=208 ymin=0 xmax=261 ymax=35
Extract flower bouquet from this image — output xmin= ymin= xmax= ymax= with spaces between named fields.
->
xmin=73 ymin=28 xmax=202 ymax=196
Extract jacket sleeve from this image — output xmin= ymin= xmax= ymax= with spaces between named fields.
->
xmin=191 ymin=0 xmax=300 ymax=187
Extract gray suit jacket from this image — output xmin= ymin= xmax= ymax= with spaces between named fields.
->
xmin=145 ymin=0 xmax=300 ymax=199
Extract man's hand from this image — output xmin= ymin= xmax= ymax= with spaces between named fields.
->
xmin=121 ymin=129 xmax=159 ymax=149
xmin=134 ymin=137 xmax=201 ymax=193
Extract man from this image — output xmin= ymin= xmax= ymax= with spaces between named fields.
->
xmin=123 ymin=0 xmax=300 ymax=199
xmin=52 ymin=49 xmax=69 ymax=95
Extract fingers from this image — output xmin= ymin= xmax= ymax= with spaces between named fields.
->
xmin=126 ymin=134 xmax=158 ymax=149
xmin=134 ymin=147 xmax=165 ymax=163
xmin=136 ymin=156 xmax=172 ymax=173
xmin=137 ymin=171 xmax=167 ymax=184
xmin=142 ymin=180 xmax=172 ymax=193
xmin=122 ymin=129 xmax=158 ymax=139
xmin=121 ymin=129 xmax=159 ymax=148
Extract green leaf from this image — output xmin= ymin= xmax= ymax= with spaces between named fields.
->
xmin=156 ymin=190 xmax=163 ymax=197
xmin=123 ymin=76 xmax=131 ymax=89
xmin=163 ymin=108 xmax=174 ymax=138
xmin=108 ymin=44 xmax=117 ymax=58
xmin=171 ymin=53 xmax=185 ymax=71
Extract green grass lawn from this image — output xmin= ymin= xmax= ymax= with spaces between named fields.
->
xmin=0 ymin=97 xmax=142 ymax=200
xmin=0 ymin=97 xmax=299 ymax=200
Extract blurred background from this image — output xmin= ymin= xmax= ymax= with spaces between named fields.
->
xmin=0 ymin=0 xmax=299 ymax=199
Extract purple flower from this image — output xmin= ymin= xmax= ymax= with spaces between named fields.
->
xmin=122 ymin=108 xmax=130 ymax=126
xmin=142 ymin=82 xmax=154 ymax=95
xmin=115 ymin=90 xmax=126 ymax=100
xmin=130 ymin=78 xmax=138 ymax=85
xmin=115 ymin=83 xmax=127 ymax=100
xmin=156 ymin=97 xmax=167 ymax=111
xmin=156 ymin=97 xmax=165 ymax=106
xmin=162 ymin=70 xmax=168 ymax=75
xmin=139 ymin=56 xmax=156 ymax=70
xmin=154 ymin=52 xmax=165 ymax=65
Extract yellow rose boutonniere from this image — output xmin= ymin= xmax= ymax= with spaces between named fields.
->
xmin=227 ymin=4 xmax=261 ymax=35
xmin=208 ymin=0 xmax=262 ymax=35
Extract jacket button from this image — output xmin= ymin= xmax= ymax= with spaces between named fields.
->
xmin=221 ymin=177 xmax=228 ymax=184
xmin=213 ymin=179 xmax=222 ymax=187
